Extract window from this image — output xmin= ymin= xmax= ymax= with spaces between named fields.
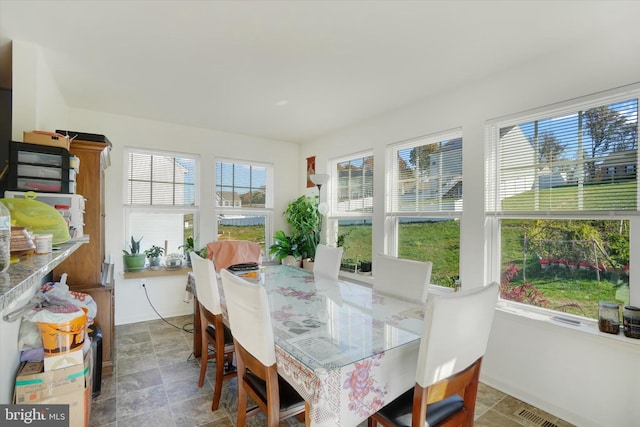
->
xmin=386 ymin=131 xmax=463 ymax=287
xmin=486 ymin=90 xmax=637 ymax=319
xmin=327 ymin=153 xmax=374 ymax=265
xmin=215 ymin=159 xmax=273 ymax=252
xmin=124 ymin=148 xmax=199 ymax=257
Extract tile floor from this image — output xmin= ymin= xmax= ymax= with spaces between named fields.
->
xmin=89 ymin=315 xmax=574 ymax=427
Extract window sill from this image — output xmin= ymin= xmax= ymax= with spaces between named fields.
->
xmin=496 ymin=300 xmax=640 ymax=352
xmin=123 ymin=266 xmax=191 ymax=280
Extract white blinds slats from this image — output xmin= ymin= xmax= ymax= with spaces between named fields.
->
xmin=488 ymin=98 xmax=638 ymax=215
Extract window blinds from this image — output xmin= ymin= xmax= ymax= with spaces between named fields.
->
xmin=388 ymin=136 xmax=463 ymax=215
xmin=215 ymin=161 xmax=267 ymax=209
xmin=126 ymin=150 xmax=196 ymax=206
xmin=335 ymin=154 xmax=374 ymax=214
xmin=486 ymin=97 xmax=638 ymax=215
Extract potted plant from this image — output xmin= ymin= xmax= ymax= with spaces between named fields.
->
xmin=144 ymin=245 xmax=164 ymax=269
xmin=179 ymin=236 xmax=208 ymax=266
xmin=269 ymin=230 xmax=303 ymax=266
xmin=358 ymin=260 xmax=372 ymax=275
xmin=123 ymin=236 xmax=145 ymax=272
xmin=269 ymin=195 xmax=320 ymax=268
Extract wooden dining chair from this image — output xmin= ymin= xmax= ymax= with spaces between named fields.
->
xmin=189 ymin=252 xmax=236 ymax=411
xmin=313 ymin=243 xmax=344 ymax=280
xmin=374 ymin=254 xmax=433 ymax=303
xmin=220 ymin=269 xmax=306 ymax=427
xmin=368 ymin=282 xmax=500 ymax=427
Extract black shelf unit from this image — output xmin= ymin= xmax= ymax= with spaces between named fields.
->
xmin=8 ymin=141 xmax=73 ymax=193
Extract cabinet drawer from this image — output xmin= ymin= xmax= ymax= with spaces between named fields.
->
xmin=17 ymin=151 xmax=63 ymax=166
xmin=17 ymin=164 xmax=63 ymax=180
xmin=16 ymin=178 xmax=68 ymax=193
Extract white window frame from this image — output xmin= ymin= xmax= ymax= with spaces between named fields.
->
xmin=326 ymin=151 xmax=374 ymax=248
xmin=485 ymin=85 xmax=639 ymax=317
xmin=123 ymin=147 xmax=200 ymax=253
xmin=385 ymin=130 xmax=463 ymax=258
xmin=214 ymin=157 xmax=274 ymax=250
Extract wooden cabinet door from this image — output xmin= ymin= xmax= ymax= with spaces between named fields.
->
xmin=53 ymin=139 xmax=106 ymax=285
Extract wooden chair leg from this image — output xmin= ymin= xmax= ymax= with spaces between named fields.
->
xmin=198 ymin=318 xmax=208 ymax=388
xmin=211 ymin=336 xmax=225 ymax=410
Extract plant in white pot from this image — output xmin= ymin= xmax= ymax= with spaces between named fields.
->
xmin=269 ymin=230 xmax=303 ymax=267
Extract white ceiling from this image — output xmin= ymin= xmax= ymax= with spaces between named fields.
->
xmin=1 ymin=0 xmax=639 ymax=143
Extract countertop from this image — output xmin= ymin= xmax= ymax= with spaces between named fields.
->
xmin=0 ymin=240 xmax=86 ymax=312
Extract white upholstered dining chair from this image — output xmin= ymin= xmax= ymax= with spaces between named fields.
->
xmin=373 ymin=254 xmax=433 ymax=304
xmin=313 ymin=243 xmax=344 ymax=280
xmin=220 ymin=269 xmax=306 ymax=426
xmin=189 ymin=252 xmax=236 ymax=411
xmin=368 ymin=282 xmax=500 ymax=427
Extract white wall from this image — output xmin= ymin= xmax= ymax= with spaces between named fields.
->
xmin=301 ymin=37 xmax=640 ymax=426
xmin=10 ymin=40 xmax=301 ymax=326
xmin=1 ymin=40 xmax=70 ymax=404
xmin=66 ymin=107 xmax=300 ymax=325
xmin=11 ymin=40 xmax=67 ymax=140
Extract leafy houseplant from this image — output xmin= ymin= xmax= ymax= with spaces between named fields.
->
xmin=269 ymin=195 xmax=320 ymax=266
xmin=283 ymin=195 xmax=320 ymax=260
xmin=144 ymin=245 xmax=164 ymax=269
xmin=269 ymin=230 xmax=303 ymax=266
xmin=179 ymin=236 xmax=208 ymax=266
xmin=123 ymin=236 xmax=145 ymax=272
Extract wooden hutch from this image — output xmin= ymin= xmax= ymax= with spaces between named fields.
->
xmin=53 ymin=131 xmax=113 ymax=376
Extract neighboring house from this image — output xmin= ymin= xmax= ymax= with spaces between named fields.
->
xmin=216 ymin=191 xmax=242 ymax=207
xmin=424 ymin=137 xmax=463 ymax=201
xmin=498 ymin=125 xmax=537 ymax=200
xmin=129 ymin=155 xmax=189 ymax=205
xmin=599 ymin=149 xmax=638 ymax=181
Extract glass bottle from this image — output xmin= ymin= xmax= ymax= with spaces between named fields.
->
xmin=598 ymin=302 xmax=620 ymax=334
xmin=623 ymin=306 xmax=640 ymax=339
xmin=0 ymin=201 xmax=10 ymax=272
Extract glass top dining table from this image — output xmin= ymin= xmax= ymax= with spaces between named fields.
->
xmin=220 ymin=264 xmax=425 ymax=427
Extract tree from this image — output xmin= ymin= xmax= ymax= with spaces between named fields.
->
xmin=535 ymin=131 xmax=564 ymax=166
xmin=408 ymin=143 xmax=438 ymax=177
xmin=583 ymin=106 xmax=630 ymax=180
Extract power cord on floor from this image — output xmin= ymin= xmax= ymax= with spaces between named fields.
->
xmin=142 ymin=283 xmax=194 ymax=334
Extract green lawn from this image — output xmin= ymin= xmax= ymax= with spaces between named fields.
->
xmin=218 ymin=218 xmax=627 ymax=319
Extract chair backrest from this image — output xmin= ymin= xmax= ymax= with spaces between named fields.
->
xmin=206 ymin=240 xmax=262 ymax=272
xmin=313 ymin=244 xmax=344 ymax=280
xmin=415 ymin=282 xmax=499 ymax=388
xmin=220 ymin=269 xmax=276 ymax=366
xmin=373 ymin=254 xmax=432 ymax=303
xmin=190 ymin=252 xmax=223 ymax=315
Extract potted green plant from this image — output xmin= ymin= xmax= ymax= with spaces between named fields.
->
xmin=123 ymin=236 xmax=145 ymax=272
xmin=269 ymin=230 xmax=303 ymax=266
xmin=144 ymin=245 xmax=164 ymax=269
xmin=284 ymin=195 xmax=320 ymax=259
xmin=179 ymin=236 xmax=207 ymax=266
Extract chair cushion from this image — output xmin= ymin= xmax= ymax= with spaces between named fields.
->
xmin=244 ymin=371 xmax=305 ymax=412
xmin=376 ymin=388 xmax=464 ymax=427
xmin=205 ymin=324 xmax=235 ymax=346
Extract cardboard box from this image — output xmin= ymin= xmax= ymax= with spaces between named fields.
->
xmin=36 ymin=387 xmax=91 ymax=427
xmin=14 ymin=354 xmax=88 ymax=403
xmin=14 ymin=349 xmax=92 ymax=427
xmin=44 ymin=348 xmax=85 ymax=372
xmin=24 ymin=131 xmax=70 ymax=151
